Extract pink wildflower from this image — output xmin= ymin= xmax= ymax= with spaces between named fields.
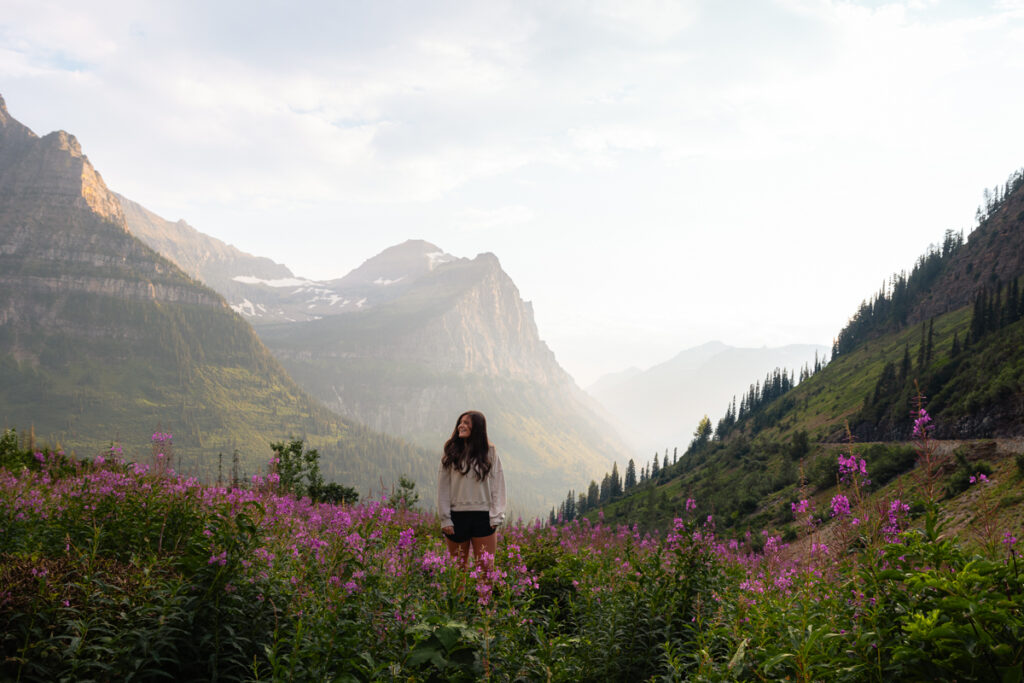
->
xmin=830 ymin=494 xmax=851 ymax=517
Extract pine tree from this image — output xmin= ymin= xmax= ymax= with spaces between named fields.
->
xmin=587 ymin=480 xmax=599 ymax=509
xmin=610 ymin=462 xmax=623 ymax=498
xmin=651 ymin=453 xmax=660 ymax=478
xmin=625 ymin=459 xmax=637 ymax=490
xmin=917 ymin=321 xmax=927 ymax=369
xmin=899 ymin=343 xmax=911 ymax=382
xmin=1006 ymin=278 xmax=1020 ymax=326
xmin=970 ymin=288 xmax=987 ymax=342
xmin=926 ymin=318 xmax=935 ymax=364
xmin=692 ymin=415 xmax=713 ymax=450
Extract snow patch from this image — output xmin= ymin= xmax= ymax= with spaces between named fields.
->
xmin=355 ymin=297 xmax=367 ymax=308
xmin=233 ymin=275 xmax=315 ymax=288
xmin=426 ymin=251 xmax=455 ymax=270
xmin=230 ymin=298 xmax=260 ymax=317
xmin=373 ymin=276 xmax=405 ymax=285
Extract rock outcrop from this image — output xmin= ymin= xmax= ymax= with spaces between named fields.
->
xmin=259 ymin=249 xmax=631 ymax=513
xmin=0 ymin=93 xmax=438 ymax=496
xmin=910 ymin=174 xmax=1024 ymax=323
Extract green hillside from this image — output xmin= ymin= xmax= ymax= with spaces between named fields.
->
xmin=0 ymin=291 xmax=435 ymax=492
xmin=0 ymin=94 xmax=436 ymax=498
xmin=257 ymin=253 xmax=630 ymax=514
xmin=565 ymin=170 xmax=1024 ymax=540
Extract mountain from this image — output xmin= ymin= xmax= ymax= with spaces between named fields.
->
xmin=909 ymin=170 xmax=1024 ymax=323
xmin=117 ymin=193 xmax=633 ymax=513
xmin=120 ymin=200 xmax=456 ymax=326
xmin=253 ymin=249 xmax=632 ymax=513
xmin=0 ymin=93 xmax=436 ymax=494
xmin=569 ymin=167 xmax=1024 ymax=536
xmin=588 ymin=341 xmax=828 ymax=454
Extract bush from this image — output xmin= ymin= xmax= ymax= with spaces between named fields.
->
xmin=809 ymin=453 xmax=839 ymax=492
xmin=863 ymin=443 xmax=918 ymax=488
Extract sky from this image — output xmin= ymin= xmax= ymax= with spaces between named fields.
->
xmin=2 ymin=0 xmax=1023 ymax=386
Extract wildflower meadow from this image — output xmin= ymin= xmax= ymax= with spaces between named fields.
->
xmin=1 ymin=417 xmax=1023 ymax=681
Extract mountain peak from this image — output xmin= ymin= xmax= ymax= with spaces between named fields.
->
xmin=0 ymin=98 xmax=123 ymax=224
xmin=336 ymin=239 xmax=456 ymax=287
xmin=473 ymin=251 xmax=501 ymax=267
xmin=41 ymin=130 xmax=84 ymax=157
xmin=0 ymin=93 xmax=39 ymax=148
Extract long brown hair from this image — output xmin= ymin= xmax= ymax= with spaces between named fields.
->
xmin=442 ymin=410 xmax=491 ymax=480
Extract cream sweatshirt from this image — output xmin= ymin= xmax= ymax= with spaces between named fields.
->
xmin=437 ymin=445 xmax=507 ymax=529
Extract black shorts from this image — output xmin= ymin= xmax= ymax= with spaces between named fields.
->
xmin=444 ymin=510 xmax=495 ymax=543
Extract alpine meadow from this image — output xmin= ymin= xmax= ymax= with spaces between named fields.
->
xmin=3 ymin=11 xmax=1024 ymax=680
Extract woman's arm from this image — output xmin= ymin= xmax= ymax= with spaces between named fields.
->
xmin=437 ymin=461 xmax=453 ymax=530
xmin=488 ymin=447 xmax=506 ymax=528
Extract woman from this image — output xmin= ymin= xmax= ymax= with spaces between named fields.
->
xmin=437 ymin=410 xmax=506 ymax=570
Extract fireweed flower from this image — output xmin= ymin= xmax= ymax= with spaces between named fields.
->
xmin=791 ymin=499 xmax=810 ymax=515
xmin=882 ymin=499 xmax=911 ymax=543
xmin=830 ymin=494 xmax=851 ymax=518
xmin=912 ymin=409 xmax=933 ymax=438
xmin=838 ymin=453 xmax=870 ymax=486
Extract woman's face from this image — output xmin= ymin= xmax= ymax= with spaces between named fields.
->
xmin=457 ymin=414 xmax=472 ymax=439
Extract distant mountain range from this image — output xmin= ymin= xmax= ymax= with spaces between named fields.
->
xmin=575 ymin=166 xmax=1024 ymax=536
xmin=0 ymin=93 xmax=435 ymax=495
xmin=0 ymin=90 xmax=849 ymax=516
xmin=120 ymin=197 xmax=460 ymax=325
xmin=587 ymin=341 xmax=828 ymax=454
xmin=120 ymin=196 xmax=632 ymax=511
xmin=0 ymin=93 xmax=630 ymax=514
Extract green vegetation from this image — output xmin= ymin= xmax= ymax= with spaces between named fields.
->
xmin=2 ymin=430 xmax=1022 ymax=681
xmin=0 ymin=290 xmax=438 ymax=500
xmin=565 ymin=187 xmax=1024 ymax=537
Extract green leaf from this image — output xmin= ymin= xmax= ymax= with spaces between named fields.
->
xmin=728 ymin=638 xmax=748 ymax=670
xmin=435 ymin=626 xmax=460 ymax=653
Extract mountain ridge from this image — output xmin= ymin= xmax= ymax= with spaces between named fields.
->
xmin=0 ymin=93 xmax=439 ymax=498
xmin=255 ymin=248 xmax=630 ymax=512
xmin=571 ymin=167 xmax=1024 ymax=536
xmin=588 ymin=341 xmax=828 ymax=453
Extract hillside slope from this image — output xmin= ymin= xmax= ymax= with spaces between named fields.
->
xmin=258 ymin=250 xmax=631 ymax=514
xmin=589 ymin=341 xmax=827 ymax=453
xmin=569 ymin=169 xmax=1024 ymax=537
xmin=0 ymin=94 xmax=436 ymax=495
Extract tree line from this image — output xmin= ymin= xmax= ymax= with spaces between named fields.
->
xmin=831 ymin=229 xmax=964 ymax=358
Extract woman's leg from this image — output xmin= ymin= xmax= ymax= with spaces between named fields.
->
xmin=444 ymin=536 xmax=471 ymax=570
xmin=470 ymin=532 xmax=497 ymax=571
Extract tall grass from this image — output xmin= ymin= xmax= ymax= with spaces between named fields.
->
xmin=1 ymin=420 xmax=1022 ymax=681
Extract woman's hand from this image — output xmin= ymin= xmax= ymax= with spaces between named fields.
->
xmin=441 ymin=525 xmax=454 ymax=535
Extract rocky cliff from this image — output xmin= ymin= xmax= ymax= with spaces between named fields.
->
xmin=259 ymin=250 xmax=631 ymax=513
xmin=118 ymin=202 xmax=453 ymax=325
xmin=911 ymin=172 xmax=1024 ymax=323
xmin=0 ymin=93 xmax=437 ymax=495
